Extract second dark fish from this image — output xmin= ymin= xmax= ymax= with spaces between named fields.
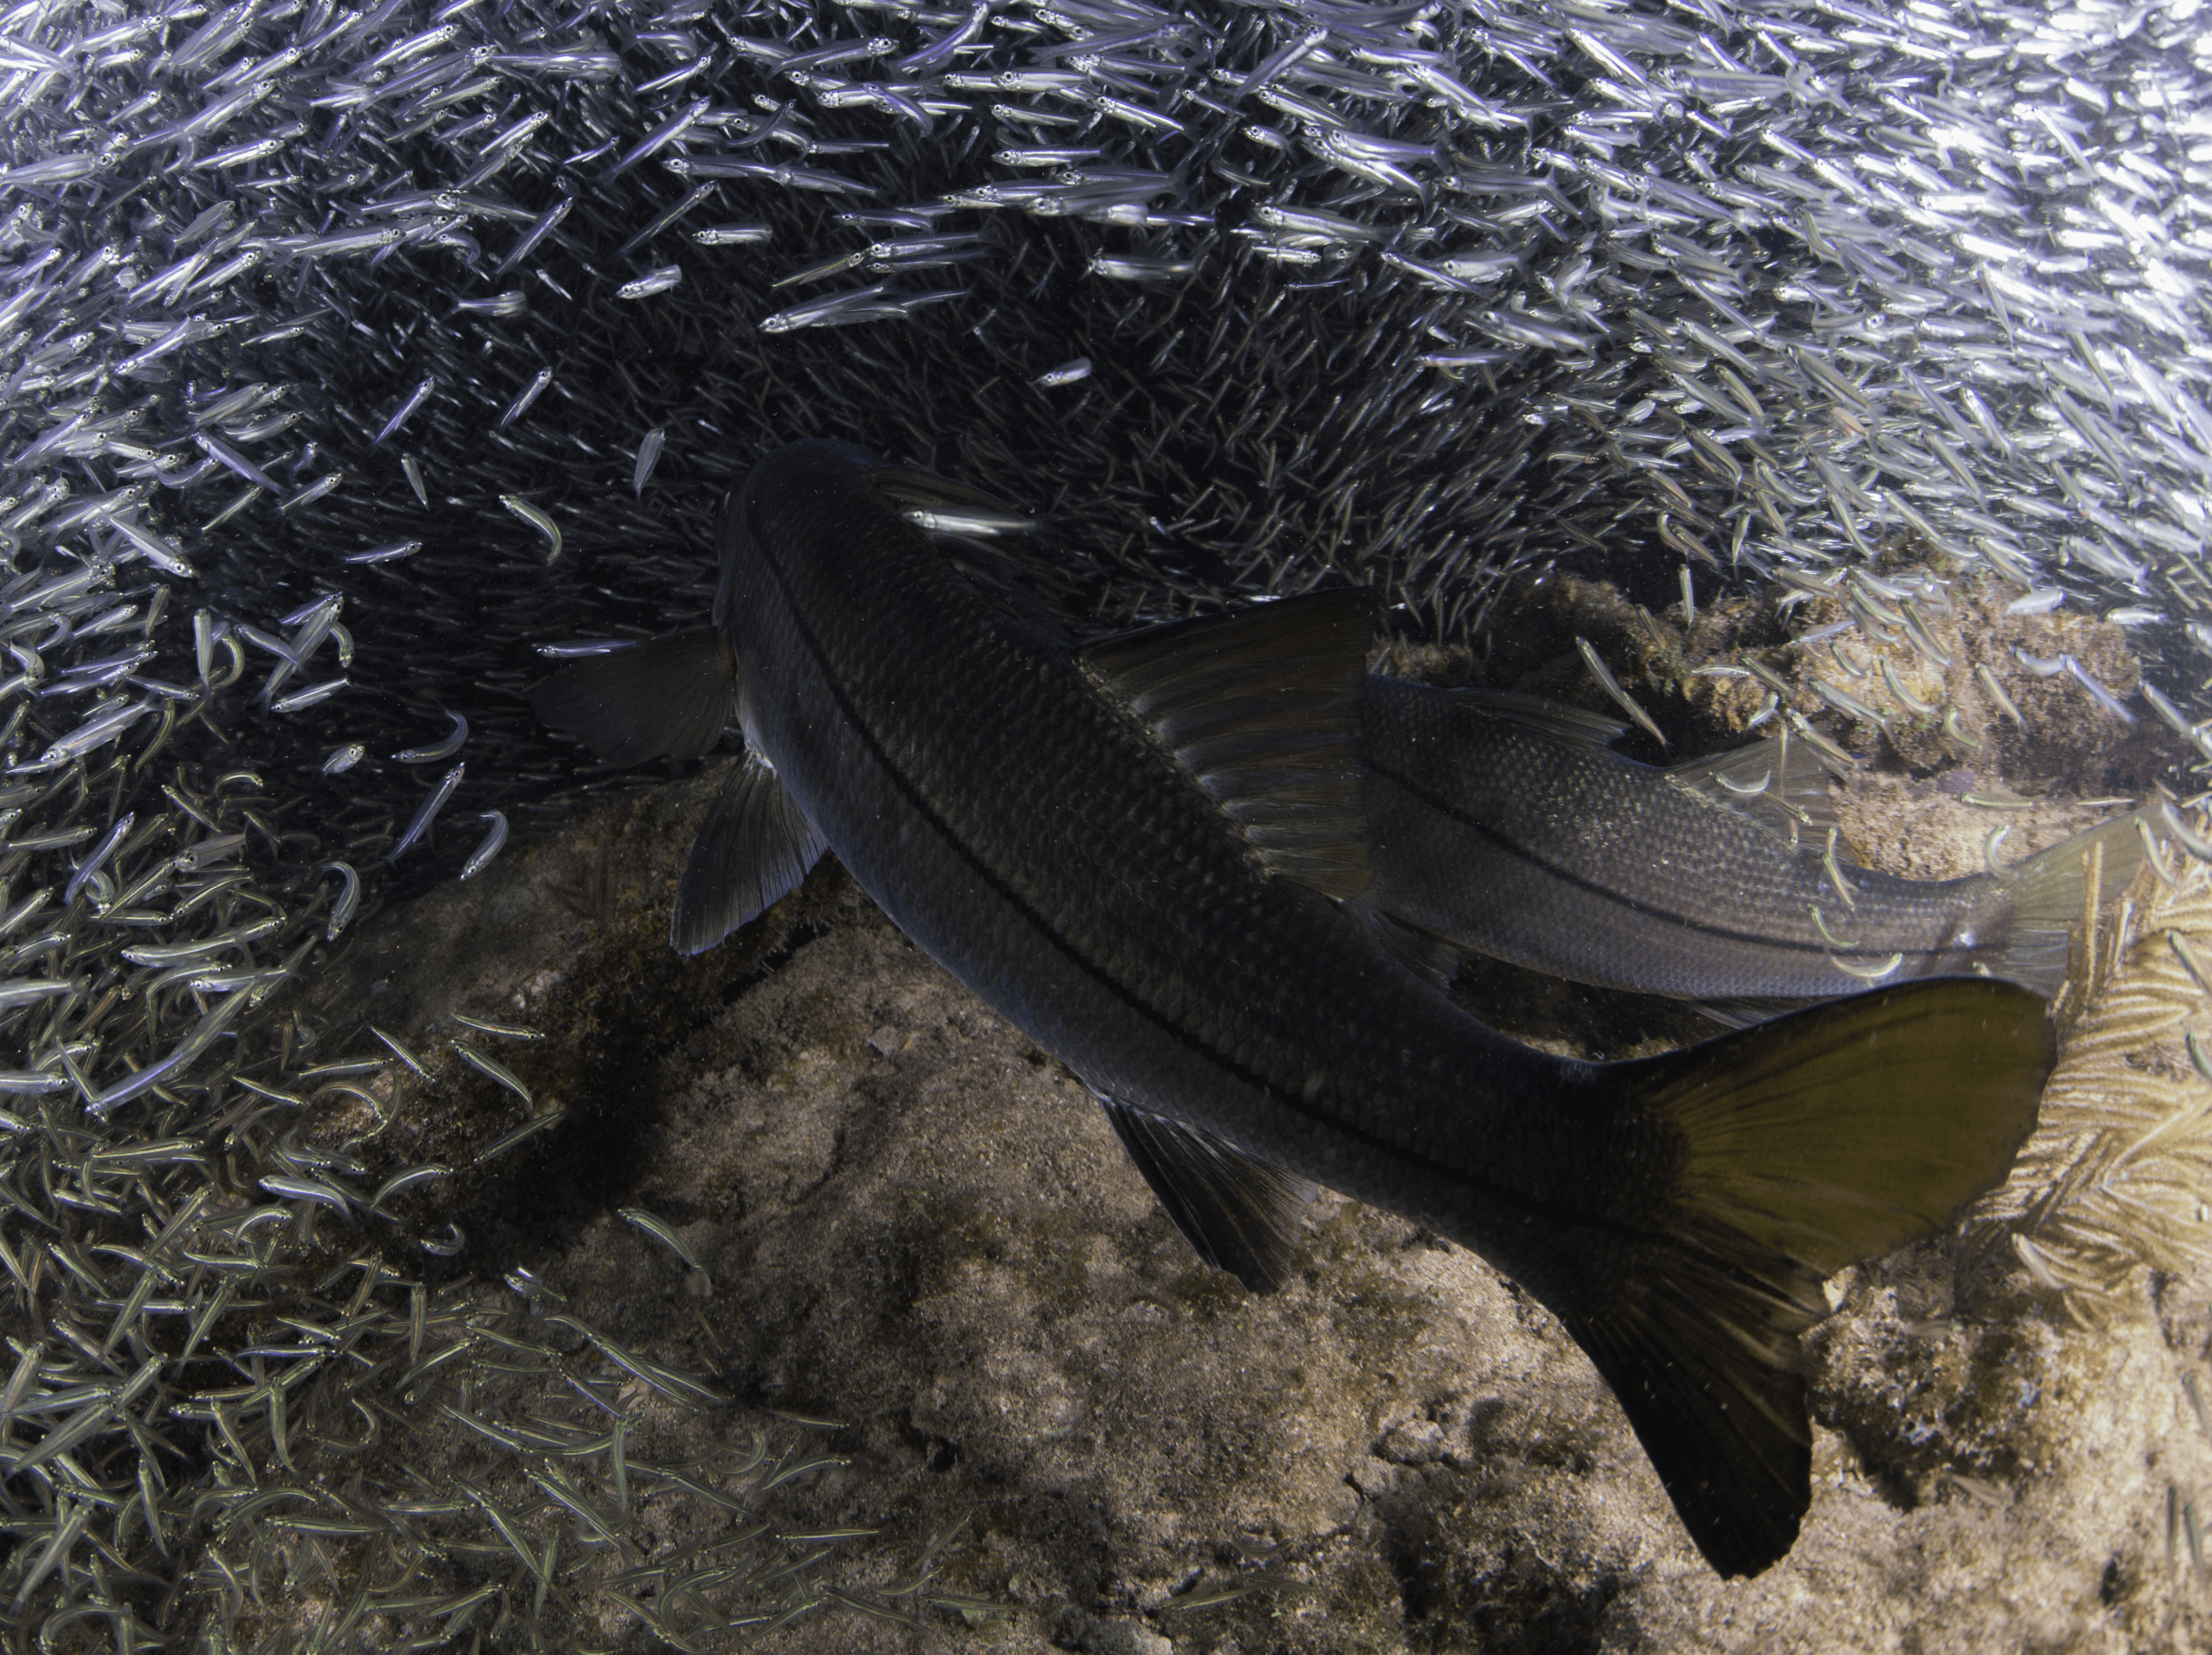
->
xmin=1364 ymin=677 xmax=2147 ymax=1017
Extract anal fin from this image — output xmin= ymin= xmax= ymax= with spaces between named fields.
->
xmin=533 ymin=628 xmax=737 ymax=765
xmin=1097 ymin=1096 xmax=1315 ymax=1293
xmin=672 ymin=749 xmax=829 ymax=955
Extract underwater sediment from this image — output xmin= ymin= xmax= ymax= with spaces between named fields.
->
xmin=0 ymin=0 xmax=2208 ymax=1645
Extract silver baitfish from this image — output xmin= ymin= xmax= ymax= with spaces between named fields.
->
xmin=1362 ymin=680 xmax=2149 ymax=1016
xmin=534 ymin=441 xmax=2052 ymax=1579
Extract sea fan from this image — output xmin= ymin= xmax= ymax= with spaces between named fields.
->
xmin=1964 ymin=821 xmax=2212 ymax=1310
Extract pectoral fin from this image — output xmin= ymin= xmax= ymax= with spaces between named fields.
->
xmin=671 ymin=750 xmax=828 ymax=955
xmin=1081 ymin=590 xmax=1378 ymax=901
xmin=533 ymin=628 xmax=737 ymax=765
xmin=1096 ymin=1096 xmax=1315 ymax=1293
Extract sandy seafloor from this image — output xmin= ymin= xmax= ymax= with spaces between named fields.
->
xmin=262 ymin=569 xmax=2212 ymax=1655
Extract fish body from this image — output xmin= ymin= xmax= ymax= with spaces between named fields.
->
xmin=535 ymin=441 xmax=2052 ymax=1578
xmin=1365 ymin=677 xmax=2142 ymax=1011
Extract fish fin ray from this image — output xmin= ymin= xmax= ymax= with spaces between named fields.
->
xmin=671 ymin=750 xmax=828 ymax=955
xmin=1346 ymin=899 xmax=1459 ymax=990
xmin=1988 ymin=805 xmax=2152 ymax=996
xmin=1096 ymin=1096 xmax=1314 ymax=1293
xmin=1663 ymin=734 xmax=1845 ymax=844
xmin=1082 ymin=591 xmax=1378 ymax=901
xmin=1391 ymin=683 xmax=1846 ymax=847
xmin=1637 ymin=979 xmax=2048 ymax=1284
xmin=532 ymin=628 xmax=736 ymax=765
xmin=1561 ymin=1256 xmax=1817 ymax=1579
xmin=1548 ymin=979 xmax=2049 ymax=1575
xmin=1691 ymin=995 xmax=1813 ymax=1028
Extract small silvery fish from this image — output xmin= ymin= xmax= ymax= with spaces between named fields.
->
xmin=389 ymin=763 xmax=463 ymax=861
xmin=373 ymin=377 xmax=434 ymax=444
xmin=536 ymin=441 xmax=2051 ymax=1579
xmin=500 ymin=366 xmax=553 ymax=428
xmin=392 ymin=710 xmax=467 ymax=763
xmin=500 ymin=494 xmax=562 ymax=561
xmin=633 ymin=426 xmax=666 ymax=495
xmin=1361 ymin=680 xmax=2150 ymax=1016
xmin=460 ymin=811 xmax=506 ymax=880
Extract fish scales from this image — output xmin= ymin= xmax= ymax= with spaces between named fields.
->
xmin=728 ymin=460 xmax=1573 ymax=1177
xmin=542 ymin=439 xmax=2051 ymax=1579
xmin=0 ymin=0 xmax=2199 ymax=1624
xmin=1362 ymin=678 xmax=2148 ymax=1007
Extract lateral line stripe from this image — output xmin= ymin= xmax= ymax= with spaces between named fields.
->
xmin=743 ymin=486 xmax=1675 ymax=1247
xmin=1366 ymin=755 xmax=1974 ymax=970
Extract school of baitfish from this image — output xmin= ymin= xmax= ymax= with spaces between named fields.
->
xmin=0 ymin=0 xmax=2202 ymax=1640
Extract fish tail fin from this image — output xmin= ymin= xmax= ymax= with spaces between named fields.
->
xmin=1553 ymin=979 xmax=2050 ymax=1576
xmin=1987 ymin=808 xmax=2152 ymax=995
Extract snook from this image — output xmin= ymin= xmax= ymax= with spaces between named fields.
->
xmin=1362 ymin=677 xmax=2148 ymax=1018
xmin=536 ymin=439 xmax=2053 ymax=1578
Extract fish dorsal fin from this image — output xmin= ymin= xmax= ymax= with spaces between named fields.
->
xmin=1095 ymin=1095 xmax=1315 ymax=1294
xmin=1664 ymin=731 xmax=1845 ymax=846
xmin=533 ymin=628 xmax=737 ymax=766
xmin=1080 ymin=590 xmax=1377 ymax=901
xmin=1444 ymin=685 xmax=1632 ymax=747
xmin=670 ymin=750 xmax=829 ymax=955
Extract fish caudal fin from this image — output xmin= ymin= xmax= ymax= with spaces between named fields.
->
xmin=1568 ymin=978 xmax=2050 ymax=1575
xmin=532 ymin=627 xmax=737 ymax=765
xmin=1986 ymin=807 xmax=2152 ymax=996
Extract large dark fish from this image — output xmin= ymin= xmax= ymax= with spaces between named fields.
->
xmin=533 ymin=440 xmax=2053 ymax=1579
xmin=1365 ymin=677 xmax=2147 ymax=1016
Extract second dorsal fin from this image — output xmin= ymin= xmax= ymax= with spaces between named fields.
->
xmin=1080 ymin=590 xmax=1377 ymax=901
xmin=1445 ymin=683 xmax=1849 ymax=851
